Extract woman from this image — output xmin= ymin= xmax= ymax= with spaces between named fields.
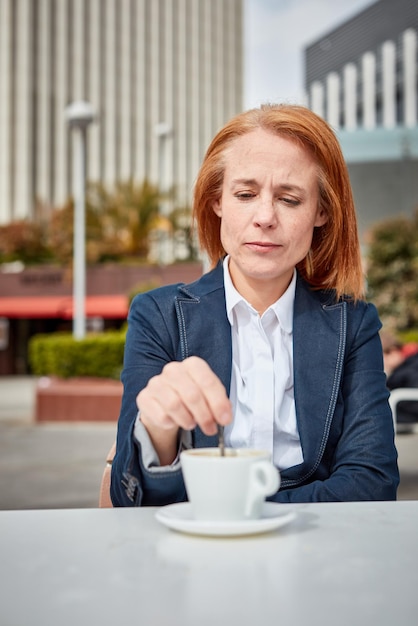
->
xmin=111 ymin=104 xmax=399 ymax=506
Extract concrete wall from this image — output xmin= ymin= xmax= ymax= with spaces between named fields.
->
xmin=348 ymin=159 xmax=418 ymax=238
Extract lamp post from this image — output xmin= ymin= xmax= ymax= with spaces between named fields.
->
xmin=154 ymin=122 xmax=172 ymax=264
xmin=65 ymin=101 xmax=96 ymax=340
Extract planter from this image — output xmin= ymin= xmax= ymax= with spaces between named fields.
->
xmin=35 ymin=376 xmax=123 ymax=422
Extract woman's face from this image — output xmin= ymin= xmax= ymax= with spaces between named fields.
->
xmin=213 ymin=128 xmax=327 ymax=310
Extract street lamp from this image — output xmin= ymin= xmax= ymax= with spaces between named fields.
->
xmin=65 ymin=101 xmax=96 ymax=340
xmin=155 ymin=122 xmax=172 ymax=202
xmin=154 ymin=122 xmax=172 ymax=264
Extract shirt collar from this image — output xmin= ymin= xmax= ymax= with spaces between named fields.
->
xmin=223 ymin=256 xmax=295 ymax=334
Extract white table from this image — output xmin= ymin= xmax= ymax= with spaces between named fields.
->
xmin=0 ymin=502 xmax=417 ymax=626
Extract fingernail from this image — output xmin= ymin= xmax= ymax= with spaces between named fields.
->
xmin=219 ymin=412 xmax=231 ymax=425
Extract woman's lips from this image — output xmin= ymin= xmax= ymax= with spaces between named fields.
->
xmin=246 ymin=241 xmax=280 ymax=250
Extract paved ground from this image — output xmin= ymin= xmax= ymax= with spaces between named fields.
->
xmin=0 ymin=377 xmax=116 ymax=509
xmin=0 ymin=377 xmax=417 ymax=509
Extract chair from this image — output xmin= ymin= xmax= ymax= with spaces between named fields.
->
xmin=389 ymin=388 xmax=418 ymax=432
xmin=99 ymin=441 xmax=116 ymax=508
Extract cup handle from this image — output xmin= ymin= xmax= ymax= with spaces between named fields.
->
xmin=245 ymin=460 xmax=280 ymax=518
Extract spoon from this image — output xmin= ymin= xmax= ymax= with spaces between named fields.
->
xmin=218 ymin=424 xmax=225 ymax=456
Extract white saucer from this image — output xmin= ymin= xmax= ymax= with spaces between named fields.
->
xmin=155 ymin=502 xmax=296 ymax=537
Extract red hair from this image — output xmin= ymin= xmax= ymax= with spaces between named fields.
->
xmin=193 ymin=104 xmax=365 ymax=300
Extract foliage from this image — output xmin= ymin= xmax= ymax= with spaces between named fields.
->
xmin=0 ymin=179 xmax=195 ymax=267
xmin=398 ymin=329 xmax=418 ymax=344
xmin=28 ymin=331 xmax=126 ymax=379
xmin=168 ymin=205 xmax=199 ymax=261
xmin=366 ymin=210 xmax=418 ymax=331
xmin=46 ymin=179 xmax=161 ymax=265
xmin=86 ymin=179 xmax=161 ymax=260
xmin=46 ymin=199 xmax=76 ymax=265
xmin=0 ymin=220 xmax=52 ymax=265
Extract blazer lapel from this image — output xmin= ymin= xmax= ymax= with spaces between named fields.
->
xmin=175 ymin=264 xmax=232 ymax=448
xmin=292 ymin=279 xmax=347 ymax=474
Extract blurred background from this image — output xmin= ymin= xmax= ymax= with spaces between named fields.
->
xmin=0 ymin=0 xmax=417 ymax=509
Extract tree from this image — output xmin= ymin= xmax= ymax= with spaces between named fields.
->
xmin=47 ymin=197 xmax=104 ymax=265
xmin=168 ymin=205 xmax=199 ymax=261
xmin=87 ymin=179 xmax=161 ymax=260
xmin=46 ymin=199 xmax=76 ymax=265
xmin=46 ymin=179 xmax=163 ymax=265
xmin=0 ymin=220 xmax=51 ymax=265
xmin=1 ymin=179 xmax=196 ymax=268
xmin=366 ymin=209 xmax=418 ymax=331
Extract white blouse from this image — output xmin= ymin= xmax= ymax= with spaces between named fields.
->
xmin=223 ymin=257 xmax=303 ymax=470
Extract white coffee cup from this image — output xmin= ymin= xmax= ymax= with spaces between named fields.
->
xmin=180 ymin=448 xmax=280 ymax=522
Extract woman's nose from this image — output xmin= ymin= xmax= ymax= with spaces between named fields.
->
xmin=253 ymin=198 xmax=278 ymax=228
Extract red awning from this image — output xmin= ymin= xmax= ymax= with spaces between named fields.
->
xmin=0 ymin=295 xmax=129 ymax=319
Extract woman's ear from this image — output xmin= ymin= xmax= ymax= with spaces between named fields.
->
xmin=314 ymin=207 xmax=327 ymax=228
xmin=213 ymin=199 xmax=222 ymax=217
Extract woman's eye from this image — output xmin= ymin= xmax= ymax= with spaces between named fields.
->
xmin=280 ymin=197 xmax=300 ymax=206
xmin=235 ymin=192 xmax=255 ymax=200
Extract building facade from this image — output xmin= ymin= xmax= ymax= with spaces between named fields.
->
xmin=304 ymin=0 xmax=418 ymax=237
xmin=0 ymin=0 xmax=243 ymax=223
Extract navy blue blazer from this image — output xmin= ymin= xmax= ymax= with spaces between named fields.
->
xmin=111 ymin=263 xmax=399 ymax=506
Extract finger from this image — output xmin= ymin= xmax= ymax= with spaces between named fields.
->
xmin=179 ymin=357 xmax=233 ymax=433
xmin=186 ymin=357 xmax=233 ymax=425
xmin=137 ymin=381 xmax=197 ymax=431
xmin=157 ymin=361 xmax=217 ymax=435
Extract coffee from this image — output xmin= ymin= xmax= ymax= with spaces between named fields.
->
xmin=180 ymin=447 xmax=280 ymax=522
xmin=190 ymin=449 xmax=261 ymax=457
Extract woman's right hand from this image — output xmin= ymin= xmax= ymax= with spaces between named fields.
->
xmin=136 ymin=356 xmax=232 ymax=465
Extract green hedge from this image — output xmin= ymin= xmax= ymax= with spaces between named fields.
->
xmin=28 ymin=331 xmax=126 ymax=379
xmin=398 ymin=329 xmax=418 ymax=344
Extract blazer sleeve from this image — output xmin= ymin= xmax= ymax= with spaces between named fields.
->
xmin=274 ymin=302 xmax=399 ymax=503
xmin=110 ymin=289 xmax=188 ymax=507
